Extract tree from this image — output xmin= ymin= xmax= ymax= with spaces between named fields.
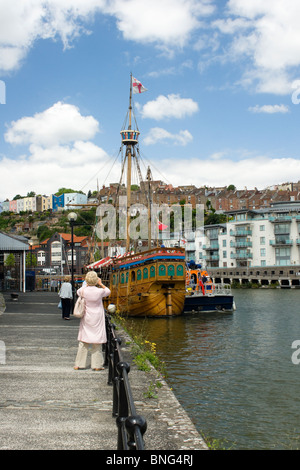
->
xmin=205 ymin=213 xmax=227 ymax=225
xmin=5 ymin=253 xmax=15 ymax=267
xmin=37 ymin=225 xmax=55 ymax=242
xmin=55 ymin=188 xmax=85 ymax=196
xmin=227 ymin=184 xmax=236 ymax=191
xmin=26 ymin=252 xmax=37 ymax=268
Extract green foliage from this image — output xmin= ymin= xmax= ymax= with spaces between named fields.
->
xmin=204 ymin=212 xmax=227 ymax=225
xmin=55 ymin=188 xmax=85 ymax=196
xmin=5 ymin=253 xmax=15 ymax=267
xmin=26 ymin=252 xmax=37 ymax=268
xmin=37 ymin=225 xmax=56 ymax=242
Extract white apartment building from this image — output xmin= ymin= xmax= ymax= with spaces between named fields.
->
xmin=173 ymin=201 xmax=300 ymax=269
xmin=200 ymin=201 xmax=300 ymax=269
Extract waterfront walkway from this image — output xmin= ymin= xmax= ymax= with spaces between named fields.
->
xmin=0 ymin=291 xmax=207 ymax=451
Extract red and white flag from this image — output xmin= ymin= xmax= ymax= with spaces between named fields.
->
xmin=132 ymin=76 xmax=147 ymax=94
xmin=158 ymin=220 xmax=168 ymax=231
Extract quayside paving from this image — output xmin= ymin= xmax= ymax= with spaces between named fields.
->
xmin=0 ymin=291 xmax=207 ymax=451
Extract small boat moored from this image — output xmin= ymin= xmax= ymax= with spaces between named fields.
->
xmin=184 ymin=260 xmax=235 ymax=314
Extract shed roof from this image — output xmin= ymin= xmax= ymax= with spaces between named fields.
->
xmin=0 ymin=231 xmax=29 ymax=251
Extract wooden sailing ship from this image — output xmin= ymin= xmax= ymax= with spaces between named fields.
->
xmin=93 ymin=75 xmax=186 ymax=316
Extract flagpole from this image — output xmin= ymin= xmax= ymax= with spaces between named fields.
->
xmin=129 ymin=72 xmax=132 ymax=130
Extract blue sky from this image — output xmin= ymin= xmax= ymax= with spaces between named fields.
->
xmin=1 ymin=0 xmax=300 ymax=201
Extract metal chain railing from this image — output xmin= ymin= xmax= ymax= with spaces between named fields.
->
xmin=104 ymin=314 xmax=147 ymax=450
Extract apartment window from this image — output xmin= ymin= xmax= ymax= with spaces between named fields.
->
xmin=260 ymin=237 xmax=265 ymax=245
xmin=222 ymin=240 xmax=226 ymax=247
xmin=260 ymin=248 xmax=266 ymax=257
xmin=274 ymin=223 xmax=290 ymax=235
xmin=67 ymin=250 xmax=76 ymax=264
xmin=261 ymin=260 xmax=266 ymax=266
xmin=223 ymin=251 xmax=227 ymax=258
xmin=51 ymin=241 xmax=62 ymax=263
xmin=275 ymin=247 xmax=291 ymax=266
xmin=260 ymin=225 xmax=265 ymax=231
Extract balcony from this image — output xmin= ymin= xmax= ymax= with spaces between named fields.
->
xmin=269 ymin=216 xmax=292 ymax=223
xmin=269 ymin=239 xmax=293 ymax=246
xmin=202 ymin=243 xmax=219 ymax=251
xmin=186 ymin=242 xmax=196 ymax=251
xmin=204 ymin=254 xmax=220 ymax=261
xmin=230 ymin=229 xmax=252 ymax=237
xmin=231 ymin=241 xmax=252 ymax=248
xmin=231 ymin=252 xmax=253 ymax=260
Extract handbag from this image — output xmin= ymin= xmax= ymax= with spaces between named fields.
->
xmin=58 ymin=300 xmax=62 ymax=309
xmin=73 ymin=290 xmax=86 ymax=318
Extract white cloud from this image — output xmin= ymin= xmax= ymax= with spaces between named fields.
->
xmin=213 ymin=0 xmax=300 ymax=94
xmin=0 ymin=100 xmax=114 ymax=200
xmin=248 ymin=104 xmax=290 ymax=114
xmin=157 ymin=155 xmax=300 ymax=189
xmin=4 ymin=101 xmax=99 ymax=147
xmin=0 ymin=0 xmax=215 ymax=73
xmin=139 ymin=94 xmax=199 ymax=120
xmin=0 ymin=149 xmax=121 ymax=201
xmin=0 ymin=0 xmax=107 ymax=73
xmin=144 ymin=127 xmax=193 ymax=146
xmin=105 ymin=0 xmax=215 ymax=48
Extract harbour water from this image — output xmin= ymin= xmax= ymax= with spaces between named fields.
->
xmin=140 ymin=289 xmax=300 ymax=450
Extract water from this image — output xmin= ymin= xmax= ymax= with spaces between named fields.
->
xmin=139 ymin=289 xmax=300 ymax=450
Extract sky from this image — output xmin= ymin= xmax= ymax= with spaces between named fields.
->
xmin=1 ymin=0 xmax=300 ymax=201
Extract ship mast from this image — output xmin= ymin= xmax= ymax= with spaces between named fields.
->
xmin=121 ymin=73 xmax=140 ymax=252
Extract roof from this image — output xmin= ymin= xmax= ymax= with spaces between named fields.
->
xmin=0 ymin=231 xmax=29 ymax=251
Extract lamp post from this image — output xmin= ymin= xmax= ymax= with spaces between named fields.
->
xmin=29 ymin=241 xmax=33 ymax=268
xmin=68 ymin=212 xmax=78 ymax=307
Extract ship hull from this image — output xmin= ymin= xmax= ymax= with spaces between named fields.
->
xmin=102 ymin=248 xmax=186 ymax=317
xmin=184 ymin=293 xmax=235 ymax=313
xmin=106 ymin=283 xmax=186 ymax=317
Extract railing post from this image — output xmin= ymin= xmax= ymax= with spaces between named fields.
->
xmin=125 ymin=415 xmax=147 ymax=450
xmin=117 ymin=361 xmax=130 ymax=418
xmin=104 ymin=312 xmax=147 ymax=450
xmin=116 ymin=416 xmax=128 ymax=450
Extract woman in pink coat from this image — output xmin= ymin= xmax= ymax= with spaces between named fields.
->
xmin=74 ymin=271 xmax=111 ymax=371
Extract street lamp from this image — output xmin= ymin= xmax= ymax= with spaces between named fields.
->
xmin=68 ymin=212 xmax=78 ymax=306
xmin=29 ymin=241 xmax=33 ymax=268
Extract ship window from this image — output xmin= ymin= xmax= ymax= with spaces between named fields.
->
xmin=176 ymin=265 xmax=183 ymax=276
xmin=150 ymin=266 xmax=155 ymax=278
xmin=113 ymin=274 xmax=116 ymax=285
xmin=121 ymin=273 xmax=125 ymax=284
xmin=131 ymin=271 xmax=135 ymax=282
xmin=168 ymin=265 xmax=175 ymax=277
xmin=137 ymin=269 xmax=142 ymax=281
xmin=159 ymin=265 xmax=166 ymax=276
xmin=143 ymin=268 xmax=148 ymax=279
